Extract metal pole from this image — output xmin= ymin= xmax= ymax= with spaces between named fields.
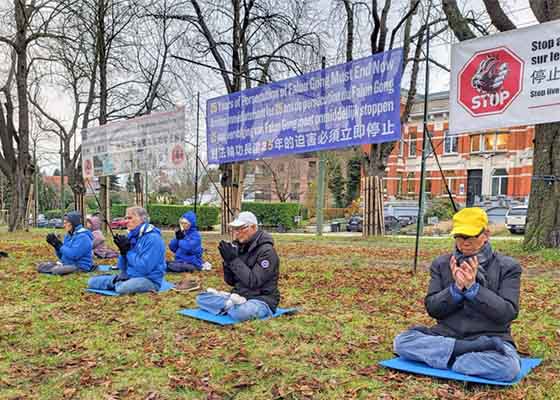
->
xmin=194 ymin=92 xmax=200 ymax=214
xmin=60 ymin=136 xmax=65 ymax=217
xmin=34 ymin=145 xmax=38 ymax=227
xmin=413 ymin=20 xmax=430 ymax=274
xmin=145 ymin=172 xmax=149 ymax=208
xmin=316 ymin=56 xmax=327 ymax=236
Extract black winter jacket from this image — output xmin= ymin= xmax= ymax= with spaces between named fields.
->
xmin=424 ymin=251 xmax=522 ymax=345
xmin=224 ymin=230 xmax=280 ymax=312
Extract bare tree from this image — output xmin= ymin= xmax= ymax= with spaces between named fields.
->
xmin=0 ymin=1 xmax=68 ymax=231
xmin=442 ymin=0 xmax=560 ymax=248
xmin=160 ymin=0 xmax=322 ymax=232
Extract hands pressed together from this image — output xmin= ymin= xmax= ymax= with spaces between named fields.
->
xmin=218 ymin=240 xmax=238 ymax=263
xmin=46 ymin=233 xmax=62 ymax=250
xmin=450 ymin=255 xmax=479 ymax=291
xmin=113 ymin=234 xmax=131 ymax=256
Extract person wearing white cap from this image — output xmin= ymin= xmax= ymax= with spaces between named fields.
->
xmin=196 ymin=211 xmax=280 ymax=321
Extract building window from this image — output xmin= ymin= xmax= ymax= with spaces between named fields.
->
xmin=441 ymin=170 xmax=458 ymax=195
xmin=398 ymin=139 xmax=404 ymax=157
xmin=444 ymin=130 xmax=458 ymax=154
xmin=409 ymin=132 xmax=417 ymax=158
xmin=492 ymin=169 xmax=508 ymax=196
xmin=407 ymin=172 xmax=415 ymax=193
xmin=425 ymin=177 xmax=432 ymax=195
xmin=396 ymin=173 xmax=403 ymax=195
xmin=470 ymin=134 xmax=481 ymax=152
xmin=471 ymin=132 xmax=508 ymax=153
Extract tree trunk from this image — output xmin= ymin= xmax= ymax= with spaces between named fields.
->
xmin=524 ymin=122 xmax=560 ymax=248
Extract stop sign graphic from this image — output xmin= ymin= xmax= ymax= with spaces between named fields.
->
xmin=458 ymin=47 xmax=524 ymax=117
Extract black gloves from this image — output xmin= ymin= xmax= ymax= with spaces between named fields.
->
xmin=175 ymin=229 xmax=185 ymax=240
xmin=218 ymin=240 xmax=238 ymax=263
xmin=114 ymin=234 xmax=131 ymax=256
xmin=46 ymin=233 xmax=63 ymax=250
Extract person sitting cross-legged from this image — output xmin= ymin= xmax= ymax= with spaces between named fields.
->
xmin=37 ymin=211 xmax=94 ymax=275
xmin=393 ymin=207 xmax=522 ymax=382
xmin=87 ymin=206 xmax=166 ymax=295
xmin=167 ymin=211 xmax=203 ymax=273
xmin=86 ymin=215 xmax=119 ymax=259
xmin=196 ymin=211 xmax=279 ymax=322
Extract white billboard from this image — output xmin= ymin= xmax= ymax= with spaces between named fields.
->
xmin=450 ymin=19 xmax=560 ymax=133
xmin=81 ymin=107 xmax=187 ymax=177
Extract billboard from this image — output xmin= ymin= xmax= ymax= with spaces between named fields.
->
xmin=450 ymin=19 xmax=560 ymax=133
xmin=206 ymin=48 xmax=403 ymax=164
xmin=81 ymin=107 xmax=186 ymax=177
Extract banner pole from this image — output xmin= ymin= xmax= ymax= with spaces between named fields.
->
xmin=316 ymin=56 xmax=327 ymax=236
xmin=413 ymin=19 xmax=430 ymax=275
xmin=194 ymin=92 xmax=200 ymax=214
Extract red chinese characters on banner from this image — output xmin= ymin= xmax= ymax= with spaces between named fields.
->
xmin=457 ymin=47 xmax=524 ymax=117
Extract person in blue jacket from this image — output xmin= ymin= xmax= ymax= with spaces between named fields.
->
xmin=167 ymin=211 xmax=203 ymax=272
xmin=87 ymin=206 xmax=166 ymax=294
xmin=38 ymin=211 xmax=94 ymax=275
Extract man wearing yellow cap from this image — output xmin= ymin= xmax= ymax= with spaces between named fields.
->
xmin=393 ymin=207 xmax=522 ymax=381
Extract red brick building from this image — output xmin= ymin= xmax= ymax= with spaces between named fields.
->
xmin=383 ymin=91 xmax=534 ymax=206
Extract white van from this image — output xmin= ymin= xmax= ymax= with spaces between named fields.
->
xmin=505 ymin=206 xmax=528 ymax=234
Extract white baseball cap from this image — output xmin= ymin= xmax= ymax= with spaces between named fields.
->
xmin=229 ymin=211 xmax=258 ymax=228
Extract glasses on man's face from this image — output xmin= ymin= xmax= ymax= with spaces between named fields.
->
xmin=125 ymin=216 xmax=134 ymax=220
xmin=232 ymin=225 xmax=249 ymax=232
xmin=454 ymin=230 xmax=484 ymax=242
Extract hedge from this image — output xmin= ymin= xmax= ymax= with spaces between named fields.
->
xmin=43 ymin=209 xmax=62 ymax=220
xmin=242 ymin=202 xmax=300 ymax=229
xmin=110 ymin=204 xmax=220 ymax=229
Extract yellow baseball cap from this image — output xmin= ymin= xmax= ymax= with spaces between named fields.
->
xmin=450 ymin=207 xmax=488 ymax=237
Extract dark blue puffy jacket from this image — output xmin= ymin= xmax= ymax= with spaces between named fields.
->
xmin=168 ymin=211 xmax=203 ymax=268
xmin=55 ymin=225 xmax=94 ymax=271
xmin=117 ymin=223 xmax=166 ymax=288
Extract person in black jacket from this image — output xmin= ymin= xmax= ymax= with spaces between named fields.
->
xmin=196 ymin=211 xmax=280 ymax=321
xmin=393 ymin=207 xmax=522 ymax=382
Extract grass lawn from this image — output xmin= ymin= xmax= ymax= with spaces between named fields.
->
xmin=0 ymin=229 xmax=559 ymax=399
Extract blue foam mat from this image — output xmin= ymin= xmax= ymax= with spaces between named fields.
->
xmin=86 ymin=280 xmax=174 ymax=296
xmin=379 ymin=357 xmax=542 ymax=386
xmin=96 ymin=265 xmax=116 ymax=272
xmin=178 ymin=307 xmax=299 ymax=326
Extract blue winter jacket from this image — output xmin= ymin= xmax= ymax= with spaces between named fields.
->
xmin=117 ymin=223 xmax=166 ymax=288
xmin=55 ymin=224 xmax=94 ymax=271
xmin=168 ymin=211 xmax=203 ymax=268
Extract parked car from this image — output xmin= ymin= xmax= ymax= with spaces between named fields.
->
xmin=396 ymin=215 xmax=416 ymax=227
xmin=384 ymin=215 xmax=401 ymax=233
xmin=37 ymin=216 xmax=48 ymax=228
xmin=485 ymin=206 xmax=508 ymax=225
xmin=346 ymin=215 xmax=363 ymax=232
xmin=346 ymin=215 xmax=400 ymax=233
xmin=505 ymin=206 xmax=528 ymax=234
xmin=48 ymin=218 xmax=64 ymax=229
xmin=110 ymin=217 xmax=128 ymax=230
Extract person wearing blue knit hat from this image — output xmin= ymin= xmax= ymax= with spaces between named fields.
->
xmin=37 ymin=211 xmax=94 ymax=275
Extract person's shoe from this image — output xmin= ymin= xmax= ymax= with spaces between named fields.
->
xmin=0 ymin=251 xmax=8 ymax=258
xmin=229 ymin=293 xmax=247 ymax=305
xmin=201 ymin=261 xmax=212 ymax=271
xmin=174 ymin=279 xmax=201 ymax=292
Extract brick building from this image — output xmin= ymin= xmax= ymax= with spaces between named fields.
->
xmin=383 ymin=91 xmax=534 ymax=206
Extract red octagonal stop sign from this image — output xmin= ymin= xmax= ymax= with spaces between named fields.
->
xmin=458 ymin=46 xmax=524 ymax=117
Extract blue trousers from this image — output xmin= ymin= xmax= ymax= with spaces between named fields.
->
xmin=393 ymin=329 xmax=521 ymax=382
xmin=88 ymin=274 xmax=158 ymax=295
xmin=196 ymin=292 xmax=273 ymax=322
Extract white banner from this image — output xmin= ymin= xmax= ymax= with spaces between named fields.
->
xmin=81 ymin=107 xmax=186 ymax=177
xmin=450 ymin=20 xmax=560 ymax=134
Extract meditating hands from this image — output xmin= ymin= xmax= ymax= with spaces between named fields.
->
xmin=450 ymin=255 xmax=479 ymax=290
